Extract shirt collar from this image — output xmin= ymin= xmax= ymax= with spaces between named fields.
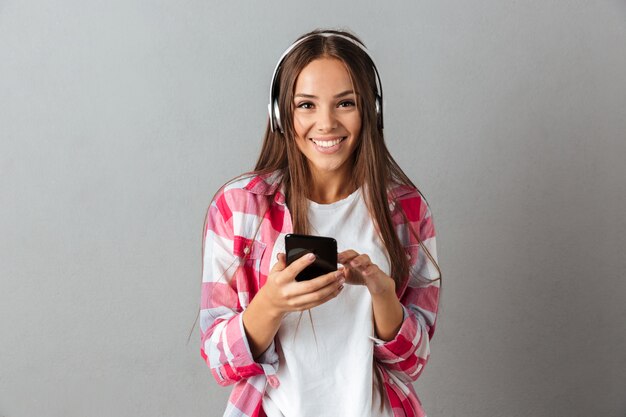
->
xmin=243 ymin=170 xmax=286 ymax=204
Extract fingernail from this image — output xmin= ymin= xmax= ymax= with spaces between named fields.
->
xmin=339 ymin=278 xmax=346 ymax=285
xmin=351 ymin=260 xmax=360 ymax=267
xmin=335 ymin=269 xmax=344 ymax=278
xmin=339 ymin=285 xmax=344 ymax=291
xmin=306 ymin=253 xmax=316 ymax=261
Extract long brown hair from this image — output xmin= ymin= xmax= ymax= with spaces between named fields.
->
xmin=255 ymin=28 xmax=440 ymax=291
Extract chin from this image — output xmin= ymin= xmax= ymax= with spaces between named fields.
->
xmin=311 ymin=160 xmax=348 ymax=174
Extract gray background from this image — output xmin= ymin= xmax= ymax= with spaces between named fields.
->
xmin=1 ymin=1 xmax=625 ymax=416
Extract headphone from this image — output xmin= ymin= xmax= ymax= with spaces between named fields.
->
xmin=268 ymin=31 xmax=384 ymax=133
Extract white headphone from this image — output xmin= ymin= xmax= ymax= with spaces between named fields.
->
xmin=268 ymin=31 xmax=384 ymax=133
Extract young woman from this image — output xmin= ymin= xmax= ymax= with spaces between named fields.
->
xmin=200 ymin=29 xmax=441 ymax=417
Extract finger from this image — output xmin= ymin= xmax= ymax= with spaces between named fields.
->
xmin=338 ymin=249 xmax=359 ymax=264
xmin=342 ymin=266 xmax=366 ymax=286
xmin=281 ymin=252 xmax=317 ymax=281
xmin=300 ymin=268 xmax=345 ymax=291
xmin=361 ymin=263 xmax=380 ymax=277
xmin=349 ymin=254 xmax=372 ymax=270
xmin=270 ymin=252 xmax=287 ymax=273
xmin=288 ymin=277 xmax=345 ymax=310
xmin=286 ymin=268 xmax=344 ymax=297
xmin=296 ymin=286 xmax=344 ymax=311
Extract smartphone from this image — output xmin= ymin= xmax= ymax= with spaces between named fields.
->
xmin=285 ymin=234 xmax=338 ymax=282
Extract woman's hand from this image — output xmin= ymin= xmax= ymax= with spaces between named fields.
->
xmin=243 ymin=252 xmax=345 ymax=358
xmin=259 ymin=252 xmax=345 ymax=318
xmin=338 ymin=250 xmax=395 ymax=296
xmin=338 ymin=249 xmax=403 ymax=341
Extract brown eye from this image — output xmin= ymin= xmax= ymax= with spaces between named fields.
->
xmin=338 ymin=100 xmax=355 ymax=108
xmin=297 ymin=102 xmax=314 ymax=109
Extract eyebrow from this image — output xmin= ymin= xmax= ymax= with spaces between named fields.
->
xmin=294 ymin=90 xmax=355 ymax=99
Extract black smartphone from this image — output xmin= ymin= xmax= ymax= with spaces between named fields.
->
xmin=285 ymin=234 xmax=338 ymax=282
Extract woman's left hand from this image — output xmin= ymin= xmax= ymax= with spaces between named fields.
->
xmin=338 ymin=250 xmax=395 ymax=296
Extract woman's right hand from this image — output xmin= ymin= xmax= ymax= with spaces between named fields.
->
xmin=260 ymin=252 xmax=345 ymax=318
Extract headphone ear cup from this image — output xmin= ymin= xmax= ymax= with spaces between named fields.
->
xmin=273 ymin=100 xmax=283 ymax=133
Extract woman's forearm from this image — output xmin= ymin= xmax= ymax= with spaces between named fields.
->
xmin=371 ymin=287 xmax=404 ymax=341
xmin=241 ymin=289 xmax=285 ymax=359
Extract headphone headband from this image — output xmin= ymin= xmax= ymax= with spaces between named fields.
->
xmin=268 ymin=31 xmax=384 ymax=133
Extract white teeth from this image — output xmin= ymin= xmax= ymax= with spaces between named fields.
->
xmin=311 ymin=137 xmax=344 ymax=148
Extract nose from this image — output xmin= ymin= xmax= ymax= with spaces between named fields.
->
xmin=316 ymin=106 xmax=338 ymax=132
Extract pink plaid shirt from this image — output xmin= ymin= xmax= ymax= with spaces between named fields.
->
xmin=200 ymin=170 xmax=440 ymax=417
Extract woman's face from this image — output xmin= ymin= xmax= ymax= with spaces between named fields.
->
xmin=292 ymin=57 xmax=362 ymax=179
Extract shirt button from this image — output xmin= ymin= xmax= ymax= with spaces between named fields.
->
xmin=388 ymin=202 xmax=395 ymax=211
xmin=406 ymin=253 xmax=411 ymax=260
xmin=243 ymin=247 xmax=250 ymax=255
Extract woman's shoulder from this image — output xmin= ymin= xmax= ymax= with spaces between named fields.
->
xmin=387 ymin=181 xmax=427 ymax=204
xmin=387 ymin=180 xmax=433 ymax=223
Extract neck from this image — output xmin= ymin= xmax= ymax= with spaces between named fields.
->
xmin=307 ymin=166 xmax=356 ymax=204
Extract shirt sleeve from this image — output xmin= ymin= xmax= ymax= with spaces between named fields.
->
xmin=199 ymin=191 xmax=279 ymax=387
xmin=372 ymin=194 xmax=440 ymax=384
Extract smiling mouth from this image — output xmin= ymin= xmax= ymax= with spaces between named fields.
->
xmin=309 ymin=137 xmax=346 ymax=148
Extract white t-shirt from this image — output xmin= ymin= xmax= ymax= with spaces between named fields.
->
xmin=263 ymin=188 xmax=394 ymax=417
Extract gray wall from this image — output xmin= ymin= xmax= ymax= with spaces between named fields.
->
xmin=1 ymin=1 xmax=625 ymax=416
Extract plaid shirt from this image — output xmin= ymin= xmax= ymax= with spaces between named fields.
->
xmin=200 ymin=170 xmax=440 ymax=417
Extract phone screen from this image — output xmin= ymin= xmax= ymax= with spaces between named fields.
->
xmin=285 ymin=234 xmax=337 ymax=281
